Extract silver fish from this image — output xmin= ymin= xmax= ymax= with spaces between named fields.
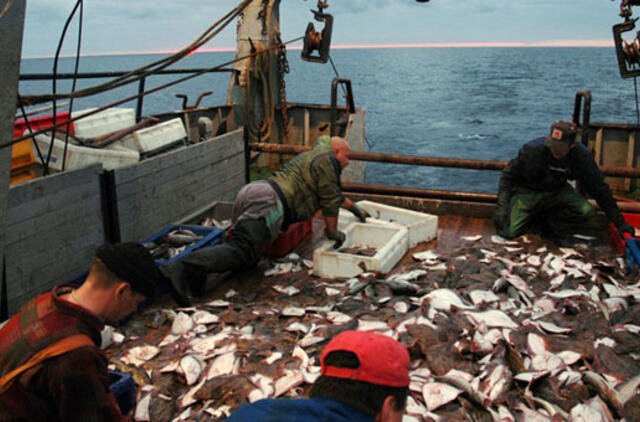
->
xmin=274 ymin=370 xmax=304 ymax=397
xmin=465 ymin=310 xmax=518 ymax=329
xmin=171 ymin=312 xmax=194 ymax=335
xmin=134 ymin=393 xmax=151 ymax=421
xmin=180 ymin=354 xmax=204 ymax=386
xmin=422 ymin=288 xmax=474 ymax=311
xmin=206 ymin=352 xmax=237 ymax=380
xmin=120 ymin=345 xmax=159 ymax=366
xmin=422 ymin=382 xmax=462 ymax=411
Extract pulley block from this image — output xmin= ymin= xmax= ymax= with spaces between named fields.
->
xmin=301 ymin=9 xmax=333 ymax=63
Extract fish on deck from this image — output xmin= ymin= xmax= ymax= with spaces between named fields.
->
xmin=103 ymin=215 xmax=640 ymax=421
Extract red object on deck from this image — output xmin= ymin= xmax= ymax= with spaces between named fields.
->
xmin=608 ymin=212 xmax=640 ymax=253
xmin=13 ymin=112 xmax=74 ymax=139
xmin=263 ymin=219 xmax=313 ymax=257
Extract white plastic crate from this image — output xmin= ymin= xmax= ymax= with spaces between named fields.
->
xmin=32 ymin=133 xmax=139 ymax=171
xmin=114 ymin=118 xmax=187 ymax=154
xmin=338 ymin=208 xmax=397 ymax=232
xmin=355 ymin=200 xmax=438 ymax=248
xmin=72 ymin=108 xmax=136 ymax=138
xmin=313 ymin=222 xmax=408 ymax=278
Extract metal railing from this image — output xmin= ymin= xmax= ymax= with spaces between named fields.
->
xmin=19 ymin=67 xmax=233 ymax=122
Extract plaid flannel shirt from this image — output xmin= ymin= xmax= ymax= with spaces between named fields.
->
xmin=0 ymin=285 xmax=129 ymax=422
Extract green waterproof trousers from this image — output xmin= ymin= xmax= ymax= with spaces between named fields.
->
xmin=500 ymin=183 xmax=596 ymax=239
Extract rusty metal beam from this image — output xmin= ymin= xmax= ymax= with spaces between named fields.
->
xmin=343 ymin=182 xmax=640 ymax=213
xmin=343 ymin=182 xmax=497 ymax=202
xmin=250 ymin=143 xmax=640 ymax=178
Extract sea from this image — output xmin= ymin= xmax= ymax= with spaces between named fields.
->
xmin=18 ymin=47 xmax=640 ymax=194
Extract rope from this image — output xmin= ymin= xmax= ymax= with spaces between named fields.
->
xmin=17 ymin=102 xmax=48 ymax=169
xmin=19 ymin=0 xmax=252 ymax=106
xmin=3 ymin=35 xmax=304 ymax=150
xmin=635 ymin=76 xmax=640 ymax=126
xmin=58 ymin=0 xmax=84 ymax=172
xmin=328 ymin=54 xmax=373 ymax=150
xmin=0 ymin=0 xmax=16 ymax=21
xmin=47 ymin=0 xmax=83 ymax=172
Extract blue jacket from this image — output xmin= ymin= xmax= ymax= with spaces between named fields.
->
xmin=226 ymin=397 xmax=374 ymax=422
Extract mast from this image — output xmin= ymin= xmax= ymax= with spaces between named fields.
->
xmin=0 ymin=0 xmax=26 ymax=316
xmin=226 ymin=0 xmax=286 ymax=165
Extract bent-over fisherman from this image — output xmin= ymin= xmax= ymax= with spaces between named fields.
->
xmin=494 ymin=120 xmax=634 ymax=241
xmin=226 ymin=330 xmax=410 ymax=422
xmin=0 ymin=243 xmax=163 ymax=421
xmin=163 ymin=135 xmax=369 ymax=305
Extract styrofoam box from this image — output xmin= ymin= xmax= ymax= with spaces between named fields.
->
xmin=338 ymin=208 xmax=397 ymax=232
xmin=114 ymin=118 xmax=187 ymax=154
xmin=355 ymin=200 xmax=438 ymax=248
xmin=313 ymin=222 xmax=408 ymax=278
xmin=32 ymin=133 xmax=139 ymax=171
xmin=72 ymin=108 xmax=136 ymax=138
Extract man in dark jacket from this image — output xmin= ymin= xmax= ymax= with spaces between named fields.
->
xmin=162 ymin=135 xmax=369 ymax=305
xmin=226 ymin=330 xmax=410 ymax=422
xmin=494 ymin=120 xmax=634 ymax=240
xmin=0 ymin=242 xmax=162 ymax=422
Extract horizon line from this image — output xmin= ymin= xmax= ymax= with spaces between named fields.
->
xmin=22 ymin=40 xmax=614 ymax=59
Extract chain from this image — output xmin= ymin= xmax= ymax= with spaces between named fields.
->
xmin=276 ymin=33 xmax=290 ymax=137
xmin=259 ymin=0 xmax=269 ymax=35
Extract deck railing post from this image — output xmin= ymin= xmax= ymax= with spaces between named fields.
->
xmin=136 ymin=77 xmax=146 ymax=122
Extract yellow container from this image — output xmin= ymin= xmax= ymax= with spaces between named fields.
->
xmin=11 ymin=139 xmax=35 ymax=171
xmin=10 ymin=167 xmax=36 ymax=185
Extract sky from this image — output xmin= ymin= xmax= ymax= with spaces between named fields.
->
xmin=18 ymin=0 xmax=631 ymax=57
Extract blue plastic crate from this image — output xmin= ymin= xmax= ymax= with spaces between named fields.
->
xmin=109 ymin=370 xmax=137 ymax=415
xmin=143 ymin=225 xmax=223 ymax=265
xmin=626 ymin=238 xmax=640 ymax=274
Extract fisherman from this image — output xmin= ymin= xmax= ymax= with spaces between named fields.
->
xmin=226 ymin=330 xmax=410 ymax=422
xmin=0 ymin=242 xmax=163 ymax=421
xmin=163 ymin=135 xmax=370 ymax=306
xmin=494 ymin=120 xmax=635 ymax=240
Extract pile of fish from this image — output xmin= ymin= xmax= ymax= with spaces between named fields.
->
xmin=105 ymin=234 xmax=640 ymax=421
xmin=144 ymin=229 xmax=204 ymax=261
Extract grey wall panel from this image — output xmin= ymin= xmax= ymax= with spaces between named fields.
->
xmin=115 ymin=129 xmax=245 ymax=242
xmin=4 ymin=165 xmax=104 ymax=315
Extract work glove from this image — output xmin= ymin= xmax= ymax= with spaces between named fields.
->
xmin=493 ymin=206 xmax=507 ymax=232
xmin=349 ymin=204 xmax=371 ymax=223
xmin=326 ymin=229 xmax=346 ymax=249
xmin=618 ymin=222 xmax=635 ymax=238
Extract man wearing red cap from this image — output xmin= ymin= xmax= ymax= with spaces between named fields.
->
xmin=226 ymin=330 xmax=410 ymax=422
xmin=0 ymin=242 xmax=163 ymax=421
xmin=494 ymin=120 xmax=635 ymax=241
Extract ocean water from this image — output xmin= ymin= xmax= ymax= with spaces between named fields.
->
xmin=19 ymin=47 xmax=640 ymax=193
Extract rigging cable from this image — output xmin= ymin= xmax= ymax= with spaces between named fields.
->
xmin=61 ymin=0 xmax=83 ymax=171
xmin=17 ymin=102 xmax=48 ymax=172
xmin=47 ymin=0 xmax=83 ymax=172
xmin=4 ymin=35 xmax=305 ymax=150
xmin=0 ymin=0 xmax=16 ymax=21
xmin=635 ymin=76 xmax=640 ymax=126
xmin=19 ymin=0 xmax=252 ymax=107
xmin=328 ymin=55 xmax=374 ymax=150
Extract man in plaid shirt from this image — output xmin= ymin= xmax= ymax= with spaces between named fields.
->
xmin=0 ymin=243 xmax=162 ymax=421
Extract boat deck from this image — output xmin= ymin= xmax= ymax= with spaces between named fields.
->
xmin=105 ymin=214 xmax=632 ymax=421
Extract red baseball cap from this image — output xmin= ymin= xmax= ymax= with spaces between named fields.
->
xmin=320 ymin=330 xmax=410 ymax=388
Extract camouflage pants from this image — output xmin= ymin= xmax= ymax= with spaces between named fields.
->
xmin=500 ymin=183 xmax=595 ymax=239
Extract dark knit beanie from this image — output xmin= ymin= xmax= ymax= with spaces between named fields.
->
xmin=95 ymin=242 xmax=159 ymax=298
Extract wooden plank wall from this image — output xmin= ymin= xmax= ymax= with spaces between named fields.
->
xmin=4 ymin=164 xmax=104 ymax=315
xmin=115 ymin=129 xmax=245 ymax=242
